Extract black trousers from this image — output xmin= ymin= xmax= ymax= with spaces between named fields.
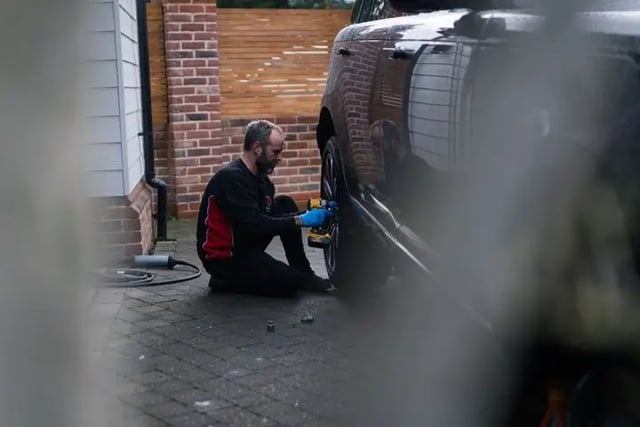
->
xmin=203 ymin=196 xmax=315 ymax=297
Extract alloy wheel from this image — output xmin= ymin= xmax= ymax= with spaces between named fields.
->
xmin=321 ymin=149 xmax=339 ymax=274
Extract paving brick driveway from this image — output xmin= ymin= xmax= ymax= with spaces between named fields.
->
xmin=90 ymin=220 xmax=380 ymax=427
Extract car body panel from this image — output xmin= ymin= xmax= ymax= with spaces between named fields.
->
xmin=318 ymin=4 xmax=640 ymax=335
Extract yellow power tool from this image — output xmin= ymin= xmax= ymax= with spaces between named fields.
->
xmin=306 ymin=198 xmax=335 ymax=249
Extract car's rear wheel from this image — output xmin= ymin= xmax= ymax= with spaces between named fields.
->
xmin=321 ymin=136 xmax=391 ymax=292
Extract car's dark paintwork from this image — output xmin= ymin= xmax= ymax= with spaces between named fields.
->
xmin=318 ymin=2 xmax=640 ymax=280
xmin=316 ymin=3 xmax=640 ymax=420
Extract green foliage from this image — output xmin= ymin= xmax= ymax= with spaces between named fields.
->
xmin=217 ymin=0 xmax=354 ymax=8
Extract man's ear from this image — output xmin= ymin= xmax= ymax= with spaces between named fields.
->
xmin=253 ymin=141 xmax=262 ymax=155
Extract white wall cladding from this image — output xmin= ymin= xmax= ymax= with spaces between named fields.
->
xmin=118 ymin=0 xmax=144 ymax=194
xmin=86 ymin=0 xmax=124 ymax=196
xmin=86 ymin=0 xmax=144 ymax=197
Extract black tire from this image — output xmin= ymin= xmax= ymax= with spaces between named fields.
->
xmin=320 ymin=136 xmax=391 ymax=292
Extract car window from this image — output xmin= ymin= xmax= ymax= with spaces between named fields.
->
xmin=357 ymin=0 xmax=407 ymax=22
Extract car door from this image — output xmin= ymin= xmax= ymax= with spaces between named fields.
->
xmin=325 ymin=0 xmax=391 ymax=201
xmin=362 ymin=10 xmax=472 ymax=266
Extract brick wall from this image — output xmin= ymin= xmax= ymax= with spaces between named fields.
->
xmin=159 ymin=0 xmax=322 ymax=218
xmin=163 ymin=0 xmax=224 ymax=219
xmin=90 ymin=179 xmax=155 ymax=260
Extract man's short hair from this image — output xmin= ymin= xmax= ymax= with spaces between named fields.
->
xmin=243 ymin=120 xmax=283 ymax=151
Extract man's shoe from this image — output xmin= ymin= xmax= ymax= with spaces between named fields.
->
xmin=208 ymin=276 xmax=232 ymax=292
xmin=300 ymin=274 xmax=334 ymax=293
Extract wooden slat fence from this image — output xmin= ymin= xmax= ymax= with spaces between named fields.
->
xmin=147 ymin=3 xmax=168 ymax=126
xmin=217 ymin=9 xmax=351 ymax=119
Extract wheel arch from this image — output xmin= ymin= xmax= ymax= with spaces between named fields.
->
xmin=316 ymin=107 xmax=335 ymax=155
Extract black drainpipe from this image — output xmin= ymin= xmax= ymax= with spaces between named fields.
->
xmin=136 ymin=0 xmax=168 ymax=241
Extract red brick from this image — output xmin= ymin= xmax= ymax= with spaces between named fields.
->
xmin=270 ymin=176 xmax=287 ymax=185
xmin=198 ymin=122 xmax=220 ymax=130
xmin=166 ymin=32 xmax=193 ymax=41
xmin=184 ymin=77 xmax=207 ymax=85
xmin=177 ymin=193 xmax=201 ymax=203
xmin=289 ymin=176 xmax=309 ymax=184
xmin=199 ymin=155 xmax=224 ymax=165
xmin=165 ymin=41 xmax=181 ymax=51
xmin=187 ymin=184 xmax=207 ymax=193
xmin=170 ymin=104 xmax=196 ymax=113
xmin=285 ymin=158 xmax=309 ymax=167
xmin=184 ymin=95 xmax=208 ymax=103
xmin=164 ymin=4 xmax=180 ymax=13
xmin=273 ymin=166 xmax=298 ymax=176
xmin=165 ymin=13 xmax=193 ymax=22
xmin=298 ymin=132 xmax=317 ymax=140
xmin=175 ymin=158 xmax=199 ymax=167
xmin=182 ymin=41 xmax=206 ymax=50
xmin=197 ymin=103 xmax=218 ymax=111
xmin=173 ymin=149 xmax=188 ymax=158
xmin=286 ymin=141 xmax=309 ymax=150
xmin=173 ymin=139 xmax=198 ymax=148
xmin=193 ymin=32 xmax=214 ymax=41
xmin=179 ymin=4 xmax=205 ymax=13
xmin=286 ymin=125 xmax=309 ymax=133
xmin=165 ymin=23 xmax=180 ymax=32
xmin=186 ymin=165 xmax=212 ymax=175
xmin=298 ymin=149 xmax=319 ymax=157
xmin=187 ymin=148 xmax=211 ymax=156
xmin=276 ymin=184 xmax=298 ymax=193
xmin=196 ymin=68 xmax=216 ymax=76
xmin=181 ymin=23 xmax=205 ymax=31
xmin=169 ymin=86 xmax=195 ymax=95
xmin=186 ymin=130 xmax=210 ymax=139
xmin=171 ymin=122 xmax=198 ymax=131
xmin=182 ymin=59 xmax=207 ymax=67
xmin=199 ymin=138 xmax=223 ymax=146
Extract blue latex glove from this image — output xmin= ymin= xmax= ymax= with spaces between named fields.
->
xmin=300 ymin=208 xmax=331 ymax=227
xmin=327 ymin=201 xmax=338 ymax=212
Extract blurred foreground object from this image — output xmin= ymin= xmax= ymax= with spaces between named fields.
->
xmin=0 ymin=1 xmax=108 ymax=426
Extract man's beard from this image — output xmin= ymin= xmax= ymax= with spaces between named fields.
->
xmin=256 ymin=154 xmax=276 ymax=175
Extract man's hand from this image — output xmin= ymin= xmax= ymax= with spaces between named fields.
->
xmin=298 ymin=208 xmax=333 ymax=227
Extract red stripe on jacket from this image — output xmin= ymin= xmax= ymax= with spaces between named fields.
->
xmin=202 ymin=196 xmax=233 ymax=259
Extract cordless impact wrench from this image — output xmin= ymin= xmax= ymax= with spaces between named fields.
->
xmin=306 ymin=198 xmax=337 ymax=249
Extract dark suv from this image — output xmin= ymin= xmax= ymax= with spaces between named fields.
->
xmin=316 ymin=0 xmax=640 ymax=287
xmin=316 ymin=0 xmax=640 ymax=419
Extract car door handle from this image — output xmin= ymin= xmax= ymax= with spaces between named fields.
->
xmin=338 ymin=47 xmax=352 ymax=56
xmin=390 ymin=48 xmax=413 ymax=60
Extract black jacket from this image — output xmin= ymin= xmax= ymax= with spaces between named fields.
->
xmin=196 ymin=158 xmax=297 ymax=261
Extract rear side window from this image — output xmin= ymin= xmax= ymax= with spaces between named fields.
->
xmin=357 ymin=0 xmax=406 ymax=22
